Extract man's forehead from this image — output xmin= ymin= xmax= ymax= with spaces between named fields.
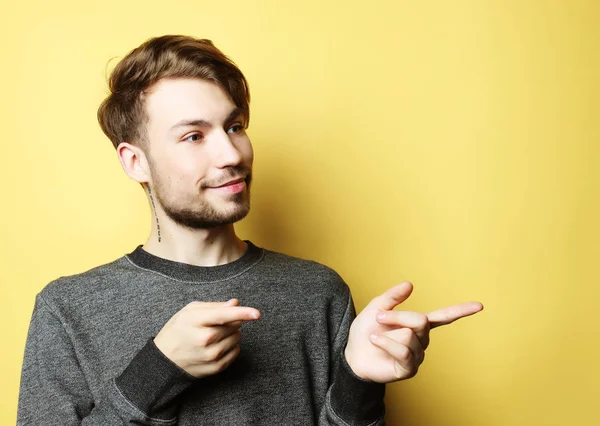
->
xmin=145 ymin=78 xmax=236 ymax=126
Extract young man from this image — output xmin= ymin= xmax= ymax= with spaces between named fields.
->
xmin=17 ymin=35 xmax=483 ymax=425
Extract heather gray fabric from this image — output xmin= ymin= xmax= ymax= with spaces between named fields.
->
xmin=17 ymin=241 xmax=385 ymax=425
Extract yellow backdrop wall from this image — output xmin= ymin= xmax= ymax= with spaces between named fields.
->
xmin=2 ymin=1 xmax=598 ymax=425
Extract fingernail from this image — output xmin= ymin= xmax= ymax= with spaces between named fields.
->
xmin=250 ymin=311 xmax=259 ymax=319
xmin=376 ymin=312 xmax=386 ymax=321
xmin=370 ymin=333 xmax=378 ymax=341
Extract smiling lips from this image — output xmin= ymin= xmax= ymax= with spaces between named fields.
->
xmin=208 ymin=178 xmax=246 ymax=194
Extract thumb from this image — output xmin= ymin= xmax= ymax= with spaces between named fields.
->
xmin=368 ymin=281 xmax=413 ymax=311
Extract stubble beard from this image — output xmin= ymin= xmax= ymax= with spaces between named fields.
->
xmin=151 ymin=166 xmax=252 ymax=229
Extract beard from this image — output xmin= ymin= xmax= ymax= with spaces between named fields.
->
xmin=150 ymin=165 xmax=252 ymax=229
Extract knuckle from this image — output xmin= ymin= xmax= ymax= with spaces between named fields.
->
xmin=422 ymin=335 xmax=431 ymax=348
xmin=415 ymin=313 xmax=429 ymax=329
xmin=204 ymin=329 xmax=218 ymax=345
xmin=215 ymin=359 xmax=228 ymax=373
xmin=407 ymin=366 xmax=418 ymax=379
xmin=393 ymin=361 xmax=404 ymax=379
xmin=204 ymin=363 xmax=221 ymax=376
xmin=398 ymin=328 xmax=414 ymax=342
xmin=399 ymin=345 xmax=412 ymax=362
xmin=216 ymin=346 xmax=239 ymax=372
xmin=193 ymin=331 xmax=212 ymax=348
xmin=199 ymin=347 xmax=218 ymax=362
xmin=208 ymin=346 xmax=225 ymax=361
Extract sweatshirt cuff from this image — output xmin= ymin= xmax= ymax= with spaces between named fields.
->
xmin=115 ymin=337 xmax=196 ymax=420
xmin=329 ymin=352 xmax=386 ymax=424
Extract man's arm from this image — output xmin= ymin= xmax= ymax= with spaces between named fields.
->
xmin=17 ymin=294 xmax=198 ymax=425
xmin=319 ymin=280 xmax=484 ymax=426
xmin=18 ymin=293 xmax=261 ymax=425
xmin=318 ymin=287 xmax=386 ymax=426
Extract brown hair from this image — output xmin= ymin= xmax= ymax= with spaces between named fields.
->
xmin=97 ymin=35 xmax=250 ymax=150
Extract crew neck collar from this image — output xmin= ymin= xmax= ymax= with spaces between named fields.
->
xmin=125 ymin=240 xmax=264 ymax=283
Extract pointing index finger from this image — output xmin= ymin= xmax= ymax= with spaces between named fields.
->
xmin=426 ymin=302 xmax=484 ymax=329
xmin=197 ymin=306 xmax=261 ymax=326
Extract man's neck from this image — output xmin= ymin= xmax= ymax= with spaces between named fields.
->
xmin=141 ymin=224 xmax=248 ymax=267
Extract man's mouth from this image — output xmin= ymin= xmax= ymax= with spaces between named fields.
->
xmin=206 ymin=177 xmax=247 ymax=194
xmin=211 ymin=177 xmax=246 ymax=189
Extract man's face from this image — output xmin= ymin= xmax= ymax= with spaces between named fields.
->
xmin=142 ymin=77 xmax=253 ymax=229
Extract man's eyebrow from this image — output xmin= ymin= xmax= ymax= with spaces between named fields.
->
xmin=169 ymin=108 xmax=243 ymax=132
xmin=225 ymin=107 xmax=243 ymax=124
xmin=170 ymin=118 xmax=211 ymax=131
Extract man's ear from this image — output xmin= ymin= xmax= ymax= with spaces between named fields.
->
xmin=116 ymin=142 xmax=151 ymax=184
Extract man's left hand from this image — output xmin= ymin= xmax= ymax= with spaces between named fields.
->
xmin=344 ymin=281 xmax=483 ymax=383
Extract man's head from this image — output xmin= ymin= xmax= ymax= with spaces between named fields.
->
xmin=97 ymin=35 xmax=253 ymax=229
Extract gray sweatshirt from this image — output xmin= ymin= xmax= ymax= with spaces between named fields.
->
xmin=17 ymin=241 xmax=385 ymax=425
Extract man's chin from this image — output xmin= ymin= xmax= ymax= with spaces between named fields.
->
xmin=224 ymin=203 xmax=251 ymax=223
xmin=169 ymin=207 xmax=250 ymax=229
xmin=209 ymin=192 xmax=250 ymax=212
xmin=206 ymin=201 xmax=251 ymax=226
xmin=162 ymin=193 xmax=251 ymax=229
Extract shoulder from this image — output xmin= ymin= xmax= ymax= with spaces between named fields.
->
xmin=38 ymin=255 xmax=133 ymax=311
xmin=260 ymin=247 xmax=350 ymax=298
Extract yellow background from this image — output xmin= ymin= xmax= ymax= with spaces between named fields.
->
xmin=1 ymin=0 xmax=598 ymax=424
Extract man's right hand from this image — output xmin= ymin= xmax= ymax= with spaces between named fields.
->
xmin=153 ymin=299 xmax=260 ymax=378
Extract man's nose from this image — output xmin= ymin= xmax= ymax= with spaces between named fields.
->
xmin=211 ymin=129 xmax=243 ymax=168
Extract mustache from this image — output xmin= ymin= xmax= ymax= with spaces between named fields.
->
xmin=201 ymin=165 xmax=252 ymax=189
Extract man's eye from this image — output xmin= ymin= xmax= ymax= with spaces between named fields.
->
xmin=227 ymin=124 xmax=244 ymax=134
xmin=183 ymin=133 xmax=203 ymax=142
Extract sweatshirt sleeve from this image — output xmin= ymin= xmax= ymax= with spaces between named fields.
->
xmin=17 ymin=294 xmax=196 ymax=425
xmin=318 ymin=287 xmax=386 ymax=426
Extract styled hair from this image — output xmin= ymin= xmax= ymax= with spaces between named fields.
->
xmin=97 ymin=35 xmax=250 ymax=150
